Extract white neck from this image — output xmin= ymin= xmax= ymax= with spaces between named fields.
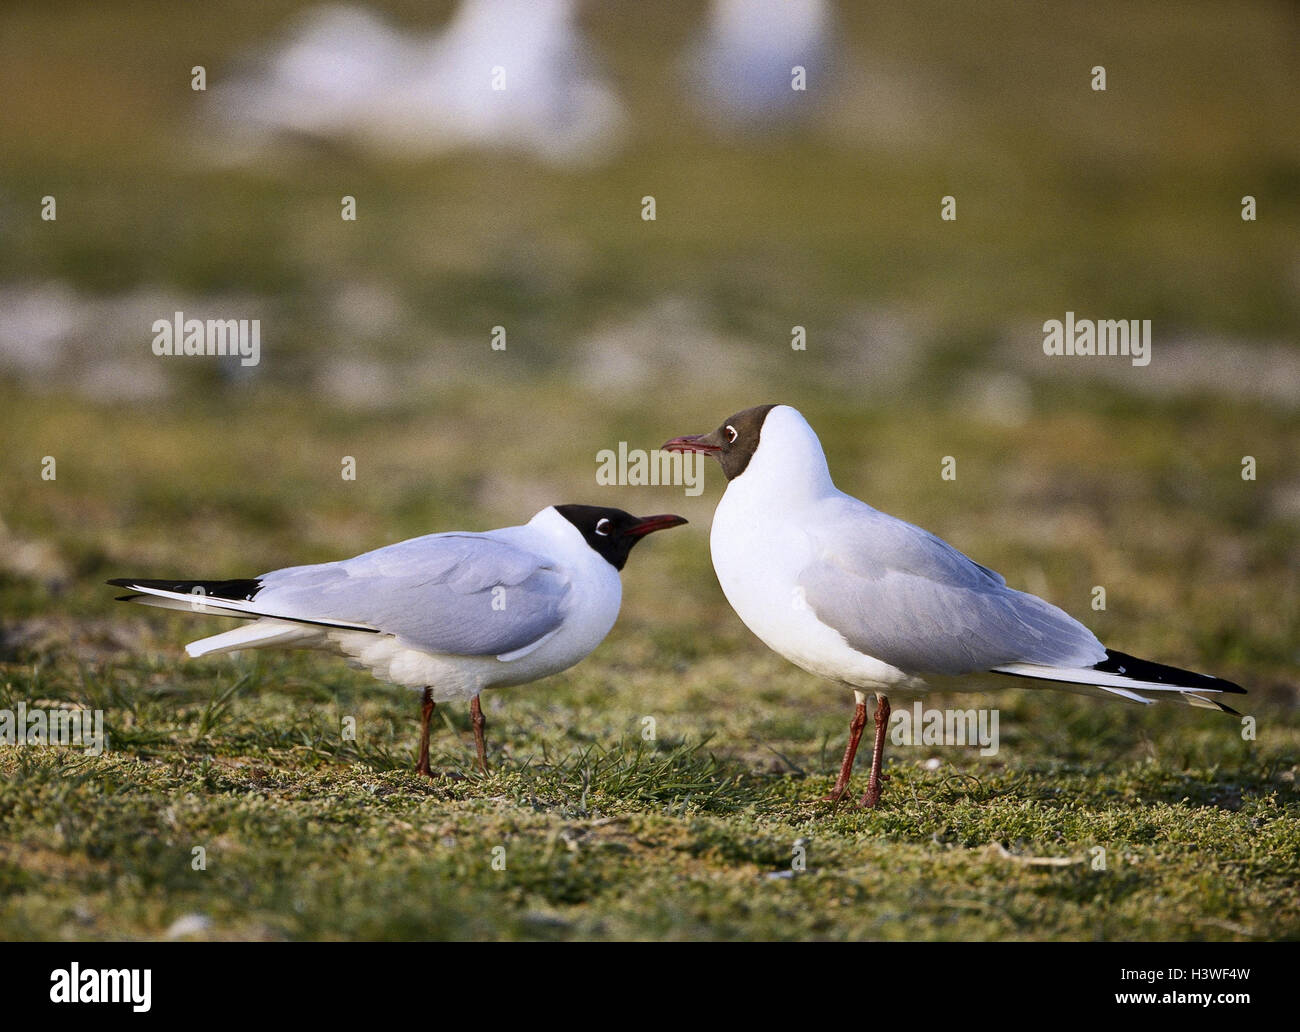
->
xmin=730 ymin=405 xmax=835 ymax=504
xmin=527 ymin=506 xmax=583 ymax=549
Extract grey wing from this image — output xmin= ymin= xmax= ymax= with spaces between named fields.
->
xmin=252 ymin=533 xmax=570 ymax=657
xmin=799 ymin=497 xmax=1105 ymax=676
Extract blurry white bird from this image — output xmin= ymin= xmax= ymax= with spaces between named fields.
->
xmin=666 ymin=405 xmax=1244 ymax=807
xmin=110 ymin=505 xmax=684 ymax=776
xmin=209 ymin=4 xmax=415 ymax=145
xmin=208 ymin=0 xmax=624 ymax=165
xmin=683 ymin=0 xmax=833 ymax=128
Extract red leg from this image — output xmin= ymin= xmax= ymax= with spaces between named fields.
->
xmin=858 ymin=693 xmax=891 ymax=808
xmin=824 ymin=691 xmax=868 ymax=803
xmin=415 ymin=688 xmax=435 ymax=778
xmin=471 ymin=695 xmax=488 ymax=774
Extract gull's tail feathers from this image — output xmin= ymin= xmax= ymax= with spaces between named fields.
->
xmin=993 ymin=649 xmax=1245 ymax=715
xmin=107 ymin=578 xmax=378 ymax=632
xmin=184 ymin=619 xmax=323 ymax=658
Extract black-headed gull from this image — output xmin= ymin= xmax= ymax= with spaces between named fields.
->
xmin=665 ymin=404 xmax=1244 ymax=807
xmin=110 ymin=505 xmax=685 ymax=776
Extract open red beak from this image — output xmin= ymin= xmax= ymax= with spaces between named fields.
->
xmin=662 ymin=434 xmax=720 ymax=454
xmin=623 ymin=514 xmax=689 ymax=538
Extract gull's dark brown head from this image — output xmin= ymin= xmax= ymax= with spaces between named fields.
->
xmin=661 ymin=404 xmax=778 ymax=481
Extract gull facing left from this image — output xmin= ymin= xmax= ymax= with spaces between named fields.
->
xmin=665 ymin=404 xmax=1244 ymax=808
xmin=109 ymin=505 xmax=685 ymax=776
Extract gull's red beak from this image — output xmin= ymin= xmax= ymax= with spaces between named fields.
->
xmin=623 ymin=514 xmax=689 ymax=538
xmin=662 ymin=434 xmax=720 ymax=454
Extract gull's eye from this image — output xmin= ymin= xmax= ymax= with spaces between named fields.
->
xmin=724 ymin=425 xmax=738 ymax=444
xmin=595 ymin=518 xmax=612 ymax=536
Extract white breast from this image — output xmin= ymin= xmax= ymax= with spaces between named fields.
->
xmin=710 ymin=450 xmax=921 ymax=693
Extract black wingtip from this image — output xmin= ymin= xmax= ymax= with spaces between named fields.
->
xmin=104 ymin=577 xmax=263 ymax=601
xmin=1098 ymin=649 xmax=1246 ymax=695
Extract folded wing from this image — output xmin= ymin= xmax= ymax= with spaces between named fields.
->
xmin=798 ymin=496 xmax=1106 ymax=676
xmin=115 ymin=532 xmax=571 ymax=659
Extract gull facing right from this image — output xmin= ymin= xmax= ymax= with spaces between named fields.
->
xmin=109 ymin=504 xmax=685 ymax=778
xmin=665 ymin=404 xmax=1244 ymax=808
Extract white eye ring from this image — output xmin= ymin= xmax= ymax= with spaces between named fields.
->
xmin=595 ymin=518 xmax=612 ymax=536
xmin=724 ymin=425 xmax=738 ymax=443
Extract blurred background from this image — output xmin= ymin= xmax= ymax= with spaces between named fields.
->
xmin=1 ymin=0 xmax=1297 ymax=693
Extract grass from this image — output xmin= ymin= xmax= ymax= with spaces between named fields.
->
xmin=0 ymin=659 xmax=1296 ymax=941
xmin=1 ymin=382 xmax=1297 ymax=941
xmin=0 ymin=1 xmax=1297 ymax=940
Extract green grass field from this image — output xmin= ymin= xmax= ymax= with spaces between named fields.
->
xmin=3 ymin=385 xmax=1296 ymax=940
xmin=1 ymin=1 xmax=1297 ymax=940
